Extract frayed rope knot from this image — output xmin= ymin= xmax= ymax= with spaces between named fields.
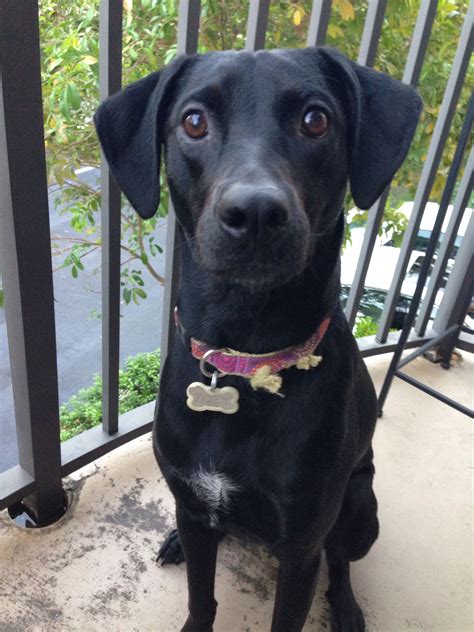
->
xmin=250 ymin=366 xmax=283 ymax=394
xmin=295 ymin=354 xmax=322 ymax=370
xmin=250 ymin=355 xmax=323 ymax=393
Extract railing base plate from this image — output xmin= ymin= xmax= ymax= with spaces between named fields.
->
xmin=7 ymin=488 xmax=70 ymax=529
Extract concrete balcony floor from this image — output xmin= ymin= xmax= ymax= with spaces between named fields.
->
xmin=1 ymin=352 xmax=472 ymax=632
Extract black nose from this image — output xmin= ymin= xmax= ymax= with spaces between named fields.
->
xmin=217 ymin=184 xmax=289 ymax=239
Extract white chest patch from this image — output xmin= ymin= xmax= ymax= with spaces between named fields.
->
xmin=186 ymin=467 xmax=239 ymax=527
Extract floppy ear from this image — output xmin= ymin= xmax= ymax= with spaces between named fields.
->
xmin=94 ymin=55 xmax=190 ymax=219
xmin=318 ymin=48 xmax=422 ymax=210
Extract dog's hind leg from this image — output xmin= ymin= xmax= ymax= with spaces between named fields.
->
xmin=176 ymin=502 xmax=221 ymax=632
xmin=324 ymin=448 xmax=379 ymax=632
xmin=270 ymin=546 xmax=322 ymax=632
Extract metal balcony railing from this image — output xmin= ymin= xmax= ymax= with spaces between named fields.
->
xmin=0 ymin=0 xmax=472 ymax=526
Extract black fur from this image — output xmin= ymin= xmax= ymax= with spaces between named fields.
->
xmin=95 ymin=47 xmax=421 ymax=632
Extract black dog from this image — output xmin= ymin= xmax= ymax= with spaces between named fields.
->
xmin=95 ymin=47 xmax=421 ymax=632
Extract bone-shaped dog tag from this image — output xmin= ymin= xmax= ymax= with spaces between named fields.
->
xmin=186 ymin=382 xmax=239 ymax=414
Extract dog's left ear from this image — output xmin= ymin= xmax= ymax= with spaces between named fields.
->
xmin=94 ymin=55 xmax=191 ymax=219
xmin=317 ymin=48 xmax=422 ymax=210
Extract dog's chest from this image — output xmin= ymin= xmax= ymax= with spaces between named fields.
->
xmin=162 ymin=362 xmax=355 ymax=538
xmin=174 ymin=436 xmax=300 ymax=538
xmin=181 ymin=466 xmax=240 ymax=528
xmin=178 ymin=465 xmax=281 ymax=540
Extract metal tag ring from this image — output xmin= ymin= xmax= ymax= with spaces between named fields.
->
xmin=199 ymin=349 xmax=228 ymax=380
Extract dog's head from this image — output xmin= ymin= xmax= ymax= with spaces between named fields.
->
xmin=95 ymin=48 xmax=421 ymax=290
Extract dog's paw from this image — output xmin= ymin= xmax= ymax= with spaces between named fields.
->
xmin=326 ymin=588 xmax=365 ymax=632
xmin=156 ymin=528 xmax=185 ymax=566
xmin=328 ymin=603 xmax=365 ymax=632
xmin=180 ymin=617 xmax=213 ymax=632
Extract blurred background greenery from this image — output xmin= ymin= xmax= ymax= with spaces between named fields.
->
xmin=39 ymin=0 xmax=472 ymax=304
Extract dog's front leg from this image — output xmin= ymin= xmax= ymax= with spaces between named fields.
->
xmin=270 ymin=546 xmax=322 ymax=632
xmin=177 ymin=503 xmax=220 ymax=632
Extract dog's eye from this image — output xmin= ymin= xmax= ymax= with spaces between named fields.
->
xmin=302 ymin=109 xmax=328 ymax=138
xmin=182 ymin=110 xmax=208 ymax=139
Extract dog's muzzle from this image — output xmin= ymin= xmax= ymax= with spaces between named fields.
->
xmin=216 ymin=182 xmax=290 ymax=242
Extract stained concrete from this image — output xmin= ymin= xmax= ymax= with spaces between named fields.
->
xmin=0 ymin=353 xmax=472 ymax=632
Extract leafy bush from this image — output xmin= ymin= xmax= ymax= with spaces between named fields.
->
xmin=60 ymin=350 xmax=160 ymax=440
xmin=353 ymin=315 xmax=379 ymax=338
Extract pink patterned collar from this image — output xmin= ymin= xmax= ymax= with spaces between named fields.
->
xmin=175 ymin=307 xmax=331 ymax=394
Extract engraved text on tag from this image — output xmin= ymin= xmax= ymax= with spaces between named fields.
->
xmin=186 ymin=382 xmax=239 ymax=414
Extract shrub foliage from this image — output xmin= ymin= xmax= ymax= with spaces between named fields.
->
xmin=60 ymin=350 xmax=160 ymax=440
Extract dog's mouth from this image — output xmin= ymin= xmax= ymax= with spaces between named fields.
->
xmin=203 ymin=257 xmax=306 ymax=291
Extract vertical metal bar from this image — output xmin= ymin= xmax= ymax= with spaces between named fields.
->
xmin=416 ymin=150 xmax=473 ymax=333
xmin=402 ymin=0 xmax=439 ymax=87
xmin=376 ymin=3 xmax=473 ymax=343
xmin=432 ymin=212 xmax=474 ymax=336
xmin=160 ymin=0 xmax=201 ymax=364
xmin=437 ymin=253 xmax=473 ymax=371
xmin=438 ymin=294 xmax=472 ymax=370
xmin=176 ymin=0 xmax=201 ymax=54
xmin=357 ymin=0 xmax=388 ymax=67
xmin=99 ymin=0 xmax=123 ymax=435
xmin=245 ymin=0 xmax=271 ymax=51
xmin=344 ymin=0 xmax=437 ymax=327
xmin=0 ymin=1 xmax=64 ymax=524
xmin=416 ymin=109 xmax=474 ymax=335
xmin=306 ymin=0 xmax=332 ymax=46
xmin=344 ymin=188 xmax=390 ymax=327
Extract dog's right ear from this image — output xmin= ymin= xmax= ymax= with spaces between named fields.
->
xmin=94 ymin=55 xmax=190 ymax=219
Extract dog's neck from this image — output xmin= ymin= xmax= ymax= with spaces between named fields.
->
xmin=176 ymin=212 xmax=344 ymax=354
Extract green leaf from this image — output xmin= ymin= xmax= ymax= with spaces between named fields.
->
xmin=132 ymin=273 xmax=144 ymax=285
xmin=65 ymin=83 xmax=81 ymax=110
xmin=134 ymin=288 xmax=147 ymax=299
xmin=48 ymin=59 xmax=63 ymax=72
xmin=164 ymin=44 xmax=177 ymax=64
xmin=353 ymin=316 xmax=378 ymax=338
xmin=59 ymin=96 xmax=72 ymax=122
xmin=82 ymin=55 xmax=97 ymax=65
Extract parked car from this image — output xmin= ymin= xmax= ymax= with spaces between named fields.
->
xmin=340 ymin=284 xmax=412 ymax=331
xmin=385 ymin=201 xmax=471 ymax=262
xmin=341 ymin=202 xmax=472 ymax=330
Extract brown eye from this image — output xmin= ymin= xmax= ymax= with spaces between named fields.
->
xmin=182 ymin=110 xmax=208 ymax=139
xmin=302 ymin=108 xmax=328 ymax=137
